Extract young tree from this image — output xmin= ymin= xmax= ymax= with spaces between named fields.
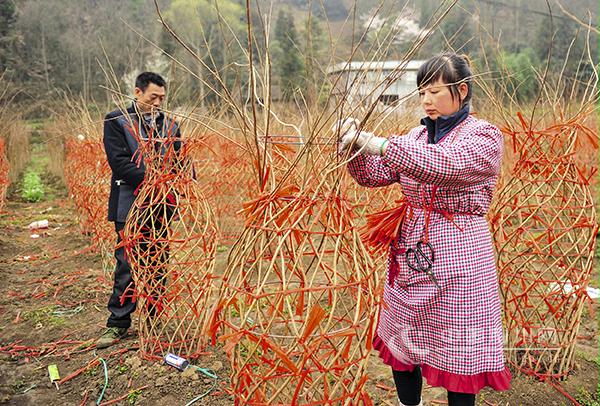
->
xmin=437 ymin=6 xmax=475 ymax=53
xmin=288 ymin=0 xmax=348 ymax=21
xmin=502 ymin=48 xmax=540 ymax=102
xmin=533 ymin=15 xmax=587 ymax=71
xmin=164 ymin=0 xmax=246 ymax=104
xmin=302 ymin=15 xmax=325 ymax=97
xmin=533 ymin=14 xmax=598 ymax=96
xmin=0 ymin=0 xmax=16 ymax=71
xmin=13 ymin=0 xmax=161 ymax=101
xmin=273 ymin=9 xmax=305 ymax=101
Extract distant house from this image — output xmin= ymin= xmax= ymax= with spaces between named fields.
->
xmin=327 ymin=60 xmax=425 ymax=107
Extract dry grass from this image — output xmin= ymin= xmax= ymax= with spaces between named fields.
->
xmin=0 ymin=71 xmax=31 ymax=185
xmin=2 ymin=119 xmax=31 ymax=184
xmin=44 ymin=120 xmax=67 ymax=183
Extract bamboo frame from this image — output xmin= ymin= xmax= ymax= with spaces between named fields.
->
xmin=123 ymin=118 xmax=218 ymax=359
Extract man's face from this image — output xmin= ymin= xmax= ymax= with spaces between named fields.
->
xmin=134 ymin=83 xmax=166 ymax=114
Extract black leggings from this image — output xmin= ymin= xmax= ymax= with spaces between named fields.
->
xmin=392 ymin=367 xmax=476 ymax=406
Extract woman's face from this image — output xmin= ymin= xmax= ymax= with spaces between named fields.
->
xmin=419 ymin=80 xmax=468 ymax=120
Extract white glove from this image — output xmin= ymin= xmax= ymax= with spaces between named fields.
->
xmin=339 ymin=129 xmax=389 ymax=156
xmin=331 ymin=117 xmax=360 ymax=138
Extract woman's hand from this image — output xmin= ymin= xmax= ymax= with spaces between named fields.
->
xmin=333 ymin=117 xmax=388 ymax=156
xmin=339 ymin=129 xmax=389 ymax=156
xmin=331 ymin=117 xmax=360 ymax=138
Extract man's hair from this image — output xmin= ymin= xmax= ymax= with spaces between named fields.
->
xmin=416 ymin=53 xmax=473 ymax=106
xmin=135 ymin=72 xmax=166 ymax=92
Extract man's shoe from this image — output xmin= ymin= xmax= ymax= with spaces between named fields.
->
xmin=96 ymin=327 xmax=128 ymax=349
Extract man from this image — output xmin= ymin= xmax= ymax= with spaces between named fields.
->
xmin=97 ymin=72 xmax=180 ymax=349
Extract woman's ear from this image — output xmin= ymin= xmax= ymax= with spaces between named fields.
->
xmin=458 ymin=82 xmax=469 ymax=102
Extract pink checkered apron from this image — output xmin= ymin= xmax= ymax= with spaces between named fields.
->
xmin=347 ymin=115 xmax=511 ymax=394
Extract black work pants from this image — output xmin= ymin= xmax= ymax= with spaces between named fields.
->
xmin=392 ymin=367 xmax=476 ymax=406
xmin=106 ymin=220 xmax=170 ymax=328
xmin=107 ymin=221 xmax=135 ymax=328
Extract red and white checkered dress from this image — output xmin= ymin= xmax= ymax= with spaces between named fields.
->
xmin=347 ymin=115 xmax=511 ymax=394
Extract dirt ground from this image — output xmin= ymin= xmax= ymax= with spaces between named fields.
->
xmin=0 ymin=140 xmax=598 ymax=406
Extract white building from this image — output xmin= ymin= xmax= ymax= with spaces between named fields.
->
xmin=327 ymin=60 xmax=425 ymax=107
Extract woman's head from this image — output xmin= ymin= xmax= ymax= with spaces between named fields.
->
xmin=416 ymin=53 xmax=472 ymax=120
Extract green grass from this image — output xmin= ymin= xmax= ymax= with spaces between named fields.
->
xmin=22 ymin=305 xmax=66 ymax=327
xmin=25 ymin=120 xmax=45 ymax=131
xmin=10 ymin=378 xmax=26 ymax=393
xmin=84 ymin=367 xmax=98 ymax=377
xmin=21 ymin=170 xmax=45 ymax=202
xmin=127 ymin=389 xmax=143 ymax=405
xmin=574 ymin=385 xmax=600 ymax=406
xmin=575 ymin=349 xmax=600 ymax=366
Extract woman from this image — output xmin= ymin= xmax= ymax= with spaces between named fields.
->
xmin=337 ymin=53 xmax=511 ymax=406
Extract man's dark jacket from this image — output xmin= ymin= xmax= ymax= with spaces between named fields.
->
xmin=103 ymin=104 xmax=180 ymax=223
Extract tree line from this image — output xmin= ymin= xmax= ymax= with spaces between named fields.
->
xmin=0 ymin=0 xmax=597 ymax=113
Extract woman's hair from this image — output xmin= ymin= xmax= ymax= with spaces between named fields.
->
xmin=416 ymin=53 xmax=473 ymax=106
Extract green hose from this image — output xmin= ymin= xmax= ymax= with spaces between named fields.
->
xmin=96 ymin=358 xmax=108 ymax=405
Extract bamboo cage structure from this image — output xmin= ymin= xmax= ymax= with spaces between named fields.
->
xmin=490 ymin=108 xmax=598 ymax=378
xmin=63 ymin=136 xmax=113 ymax=268
xmin=58 ymin=103 xmax=115 ymax=272
xmin=150 ymin=0 xmax=461 ymax=401
xmin=207 ymin=130 xmax=380 ymax=404
xmin=122 ymin=117 xmax=218 ymax=359
xmin=198 ymin=133 xmax=255 ymax=245
xmin=484 ymin=38 xmax=600 ymax=379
